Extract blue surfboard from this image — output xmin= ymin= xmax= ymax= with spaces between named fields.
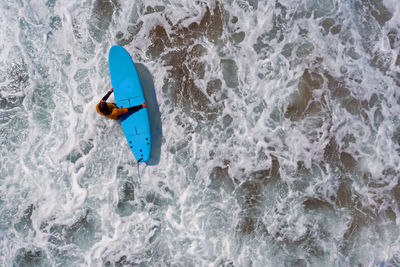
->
xmin=108 ymin=45 xmax=151 ymax=162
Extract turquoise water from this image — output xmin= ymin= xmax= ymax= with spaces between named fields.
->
xmin=1 ymin=0 xmax=400 ymax=266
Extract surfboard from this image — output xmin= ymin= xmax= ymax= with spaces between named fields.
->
xmin=108 ymin=45 xmax=151 ymax=162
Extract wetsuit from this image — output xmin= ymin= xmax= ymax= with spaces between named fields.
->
xmin=96 ymin=90 xmax=143 ymax=120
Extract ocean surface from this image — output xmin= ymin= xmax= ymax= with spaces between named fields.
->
xmin=1 ymin=0 xmax=400 ymax=266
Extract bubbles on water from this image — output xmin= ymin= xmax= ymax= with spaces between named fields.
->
xmin=88 ymin=0 xmax=116 ymax=43
xmin=76 ymin=80 xmax=93 ymax=98
xmin=367 ymin=0 xmax=393 ymax=27
xmin=285 ymin=68 xmax=324 ymax=121
xmin=1 ymin=0 xmax=400 ymax=265
xmin=2 ymin=47 xmax=30 ymax=95
xmin=14 ymin=204 xmax=35 ymax=236
xmin=208 ymin=166 xmax=235 ymax=194
xmin=235 ymin=180 xmax=265 ymax=234
xmin=296 ymin=42 xmax=315 ymax=58
xmin=370 ymin=50 xmax=394 ymax=73
xmin=221 ymin=59 xmax=239 ymax=88
xmin=143 ymin=2 xmax=224 ymax=114
xmin=13 ymin=247 xmax=50 ymax=267
xmin=231 ymin=31 xmax=245 ymax=44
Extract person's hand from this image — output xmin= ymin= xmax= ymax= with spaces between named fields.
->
xmin=142 ymin=102 xmax=147 ymax=108
xmin=110 ymin=88 xmax=114 ymax=92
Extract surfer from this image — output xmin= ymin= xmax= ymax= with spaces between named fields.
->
xmin=96 ymin=88 xmax=147 ymax=120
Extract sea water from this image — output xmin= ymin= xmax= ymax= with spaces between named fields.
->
xmin=0 ymin=0 xmax=399 ymax=266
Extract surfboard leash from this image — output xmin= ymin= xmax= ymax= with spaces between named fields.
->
xmin=137 ymin=158 xmax=143 ymax=187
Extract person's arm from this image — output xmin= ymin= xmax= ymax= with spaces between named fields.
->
xmin=127 ymin=102 xmax=147 ymax=113
xmin=115 ymin=102 xmax=146 ymax=118
xmin=101 ymin=88 xmax=114 ymax=101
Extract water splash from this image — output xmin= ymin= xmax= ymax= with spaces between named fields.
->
xmin=1 ymin=0 xmax=400 ymax=265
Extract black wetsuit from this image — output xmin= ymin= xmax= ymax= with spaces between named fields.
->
xmin=102 ymin=90 xmax=143 ymax=113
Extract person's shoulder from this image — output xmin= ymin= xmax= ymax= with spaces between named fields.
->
xmin=107 ymin=103 xmax=117 ymax=108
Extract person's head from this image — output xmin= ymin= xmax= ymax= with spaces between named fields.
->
xmin=99 ymin=101 xmax=111 ymax=115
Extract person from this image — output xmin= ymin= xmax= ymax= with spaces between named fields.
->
xmin=96 ymin=88 xmax=147 ymax=120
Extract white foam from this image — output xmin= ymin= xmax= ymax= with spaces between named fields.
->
xmin=1 ymin=0 xmax=400 ymax=265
